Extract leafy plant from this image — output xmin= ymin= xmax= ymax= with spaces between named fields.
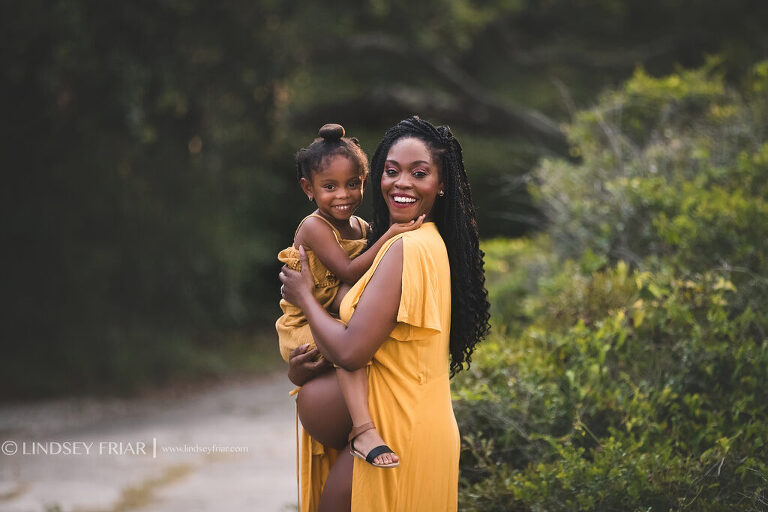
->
xmin=457 ymin=61 xmax=768 ymax=511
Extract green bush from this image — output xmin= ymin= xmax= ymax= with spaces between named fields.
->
xmin=456 ymin=62 xmax=768 ymax=510
xmin=458 ymin=256 xmax=768 ymax=510
xmin=534 ymin=60 xmax=768 ymax=276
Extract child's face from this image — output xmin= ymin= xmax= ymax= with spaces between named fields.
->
xmin=301 ymin=155 xmax=365 ymax=223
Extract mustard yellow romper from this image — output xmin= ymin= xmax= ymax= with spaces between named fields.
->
xmin=276 ymin=213 xmax=368 ymax=362
xmin=276 ymin=213 xmax=368 ymax=512
xmin=340 ymin=222 xmax=460 ymax=512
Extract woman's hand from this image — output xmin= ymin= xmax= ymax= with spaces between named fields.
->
xmin=279 ymin=245 xmax=315 ymax=309
xmin=385 ymin=214 xmax=425 ymax=238
xmin=287 ymin=344 xmax=333 ymax=386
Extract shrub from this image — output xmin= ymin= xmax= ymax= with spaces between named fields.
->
xmin=534 ymin=60 xmax=768 ymax=276
xmin=456 ymin=61 xmax=768 ymax=510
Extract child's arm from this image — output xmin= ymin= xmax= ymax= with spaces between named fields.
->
xmin=340 ymin=215 xmax=425 ymax=283
xmin=296 ymin=214 xmax=425 ymax=285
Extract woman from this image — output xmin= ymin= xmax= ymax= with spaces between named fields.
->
xmin=280 ymin=116 xmax=490 ymax=511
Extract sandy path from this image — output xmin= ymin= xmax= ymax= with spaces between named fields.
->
xmin=0 ymin=372 xmax=297 ymax=512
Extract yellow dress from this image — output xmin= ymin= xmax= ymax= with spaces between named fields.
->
xmin=340 ymin=222 xmax=460 ymax=512
xmin=275 ymin=212 xmax=368 ymax=512
xmin=276 ymin=213 xmax=368 ymax=362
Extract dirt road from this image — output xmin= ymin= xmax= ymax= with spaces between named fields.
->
xmin=0 ymin=372 xmax=297 ymax=512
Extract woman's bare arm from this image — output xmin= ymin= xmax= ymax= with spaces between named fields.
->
xmin=280 ymin=240 xmax=403 ymax=370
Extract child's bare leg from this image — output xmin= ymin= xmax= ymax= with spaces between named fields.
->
xmin=335 ymin=367 xmax=399 ymax=466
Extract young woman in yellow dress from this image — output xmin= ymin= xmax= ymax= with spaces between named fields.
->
xmin=281 ymin=116 xmax=490 ymax=511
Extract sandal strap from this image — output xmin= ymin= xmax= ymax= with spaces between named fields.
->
xmin=365 ymin=445 xmax=395 ymax=464
xmin=348 ymin=421 xmax=376 ymax=443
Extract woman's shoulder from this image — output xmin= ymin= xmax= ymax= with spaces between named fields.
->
xmin=370 ymin=223 xmax=443 ymax=267
xmin=400 ymin=222 xmax=444 ymax=249
xmin=377 ymin=222 xmax=440 ymax=248
xmin=373 ymin=223 xmax=446 ymax=273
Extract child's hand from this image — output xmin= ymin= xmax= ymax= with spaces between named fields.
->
xmin=386 ymin=214 xmax=426 ymax=237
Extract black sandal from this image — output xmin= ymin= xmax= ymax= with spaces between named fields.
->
xmin=348 ymin=421 xmax=399 ymax=468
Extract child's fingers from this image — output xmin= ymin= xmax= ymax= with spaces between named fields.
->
xmin=396 ymin=214 xmax=425 ymax=230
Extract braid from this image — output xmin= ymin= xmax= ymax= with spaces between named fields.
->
xmin=369 ymin=117 xmax=491 ymax=376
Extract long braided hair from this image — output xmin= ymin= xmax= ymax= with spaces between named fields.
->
xmin=368 ymin=116 xmax=491 ymax=376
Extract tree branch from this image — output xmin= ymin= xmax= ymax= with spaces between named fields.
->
xmin=288 ymin=84 xmax=567 ymax=153
xmin=293 ymin=34 xmax=568 ymax=153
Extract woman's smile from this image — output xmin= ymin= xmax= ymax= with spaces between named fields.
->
xmin=390 ymin=193 xmax=417 ymax=208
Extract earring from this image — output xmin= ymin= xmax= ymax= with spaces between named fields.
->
xmin=438 ymin=190 xmax=444 ymax=197
xmin=308 ymin=196 xmax=314 ymax=202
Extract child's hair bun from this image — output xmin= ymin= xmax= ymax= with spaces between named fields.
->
xmin=318 ymin=123 xmax=345 ymax=141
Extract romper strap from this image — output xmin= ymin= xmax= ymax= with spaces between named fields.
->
xmin=293 ymin=214 xmax=342 ymax=242
xmin=308 ymin=214 xmax=342 ymax=241
xmin=355 ymin=216 xmax=368 ymax=239
xmin=294 ymin=214 xmax=367 ymax=242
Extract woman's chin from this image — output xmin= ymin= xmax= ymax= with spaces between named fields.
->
xmin=389 ymin=211 xmax=420 ymax=224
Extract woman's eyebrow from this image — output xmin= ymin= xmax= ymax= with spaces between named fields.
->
xmin=385 ymin=159 xmax=431 ymax=166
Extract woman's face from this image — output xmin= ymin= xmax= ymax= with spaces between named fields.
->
xmin=380 ymin=137 xmax=443 ymax=225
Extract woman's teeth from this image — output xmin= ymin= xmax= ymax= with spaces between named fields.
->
xmin=393 ymin=196 xmax=416 ymax=203
xmin=333 ymin=205 xmax=352 ymax=210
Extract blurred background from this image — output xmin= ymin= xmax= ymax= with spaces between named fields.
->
xmin=3 ymin=0 xmax=768 ymax=510
xmin=3 ymin=0 xmax=766 ymax=399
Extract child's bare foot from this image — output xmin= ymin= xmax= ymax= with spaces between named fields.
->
xmin=349 ymin=422 xmax=399 ymax=467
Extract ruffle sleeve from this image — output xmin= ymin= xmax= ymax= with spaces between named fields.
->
xmin=341 ymin=231 xmax=444 ymax=342
xmin=277 ymin=247 xmax=337 ymax=288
